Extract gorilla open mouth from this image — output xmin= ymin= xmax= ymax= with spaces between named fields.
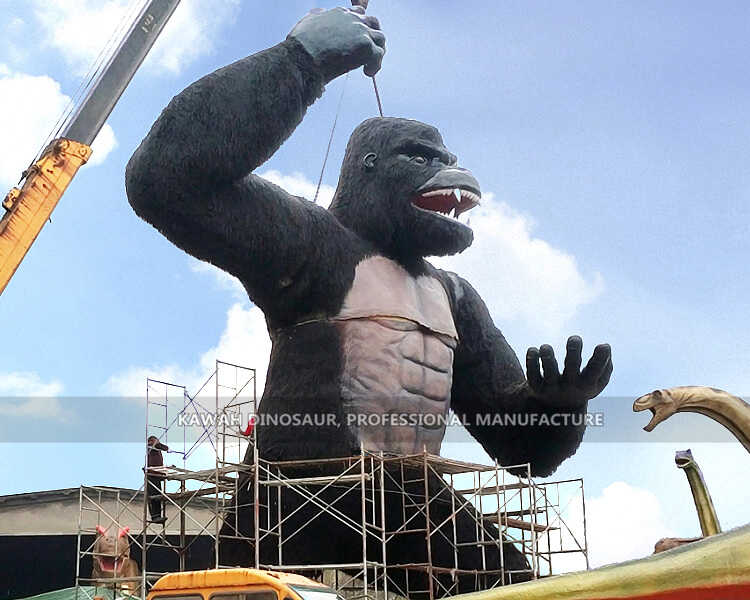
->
xmin=412 ymin=187 xmax=480 ymax=225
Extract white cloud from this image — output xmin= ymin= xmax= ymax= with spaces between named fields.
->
xmin=32 ymin=0 xmax=134 ymax=77
xmin=0 ymin=397 xmax=66 ymax=418
xmin=260 ymin=170 xmax=336 ymax=206
xmin=31 ymin=0 xmax=240 ymax=77
xmin=0 ymin=371 xmax=64 ymax=396
xmin=576 ymin=481 xmax=674 ymax=567
xmin=106 ymin=306 xmax=261 ymax=465
xmin=0 ymin=371 xmax=66 ymax=418
xmin=7 ymin=17 xmax=25 ymax=32
xmin=89 ymin=124 xmax=118 ymax=166
xmin=146 ymin=0 xmax=241 ymax=75
xmin=0 ymin=69 xmax=68 ymax=186
xmin=200 ymin=303 xmax=271 ymax=394
xmin=433 ymin=195 xmax=604 ymax=338
xmin=3 ymin=18 xmax=28 ymax=65
xmin=106 ymin=303 xmax=271 ymax=402
xmin=189 ymin=258 xmax=246 ymax=299
xmin=0 ymin=66 xmax=117 ymax=187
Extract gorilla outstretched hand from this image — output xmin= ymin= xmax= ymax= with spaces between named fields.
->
xmin=288 ymin=6 xmax=386 ymax=82
xmin=526 ymin=336 xmax=612 ymax=409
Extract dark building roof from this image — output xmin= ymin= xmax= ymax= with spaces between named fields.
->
xmin=0 ymin=486 xmax=142 ymax=508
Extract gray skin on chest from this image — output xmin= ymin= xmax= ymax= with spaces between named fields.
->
xmin=332 ymin=256 xmax=457 ymax=454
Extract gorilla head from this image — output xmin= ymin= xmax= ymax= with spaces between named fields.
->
xmin=329 ymin=117 xmax=481 ymax=262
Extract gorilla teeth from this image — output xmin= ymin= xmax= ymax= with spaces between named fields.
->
xmin=420 ymin=188 xmax=481 ymax=206
xmin=460 ymin=190 xmax=481 ymax=206
xmin=421 ymin=188 xmax=454 ymax=198
xmin=414 ymin=187 xmax=480 ymax=224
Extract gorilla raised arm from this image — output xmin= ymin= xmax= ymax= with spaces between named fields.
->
xmin=126 ymin=7 xmax=611 ymax=477
xmin=125 ymin=8 xmax=384 ymax=327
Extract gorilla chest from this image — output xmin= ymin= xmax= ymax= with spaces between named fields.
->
xmin=333 ymin=256 xmax=457 ymax=454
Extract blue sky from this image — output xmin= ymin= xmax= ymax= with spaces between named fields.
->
xmin=1 ymin=0 xmax=749 ymax=569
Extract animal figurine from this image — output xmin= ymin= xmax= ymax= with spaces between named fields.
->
xmin=91 ymin=525 xmax=140 ymax=595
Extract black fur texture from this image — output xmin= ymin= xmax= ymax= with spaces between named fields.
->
xmin=126 ymin=35 xmax=597 ymax=587
xmin=331 ymin=117 xmax=474 ymax=264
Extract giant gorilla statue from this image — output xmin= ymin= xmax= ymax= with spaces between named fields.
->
xmin=126 ymin=6 xmax=612 ymax=593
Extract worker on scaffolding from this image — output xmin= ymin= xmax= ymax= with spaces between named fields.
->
xmin=145 ymin=435 xmax=169 ymax=524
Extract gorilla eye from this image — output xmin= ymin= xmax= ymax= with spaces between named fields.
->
xmin=412 ymin=156 xmax=427 ymax=165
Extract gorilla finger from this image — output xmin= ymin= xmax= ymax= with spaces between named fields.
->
xmin=581 ymin=343 xmax=611 ymax=385
xmin=539 ymin=344 xmax=560 ymax=385
xmin=363 ymin=43 xmax=385 ymax=77
xmin=597 ymin=357 xmax=613 ymax=391
xmin=363 ymin=15 xmax=381 ymax=30
xmin=367 ymin=27 xmax=386 ymax=50
xmin=562 ymin=335 xmax=583 ymax=380
xmin=526 ymin=347 xmax=543 ymax=392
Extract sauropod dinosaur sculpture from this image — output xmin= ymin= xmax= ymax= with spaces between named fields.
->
xmin=633 ymin=385 xmax=750 ymax=452
xmin=675 ymin=448 xmax=721 ymax=537
xmin=634 ymin=386 xmax=747 ymax=555
xmin=652 ymin=449 xmax=721 ymax=554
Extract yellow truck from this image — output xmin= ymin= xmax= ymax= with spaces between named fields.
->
xmin=147 ymin=569 xmax=341 ymax=600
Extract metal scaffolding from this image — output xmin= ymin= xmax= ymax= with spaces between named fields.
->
xmin=142 ymin=359 xmax=257 ymax=575
xmin=242 ymin=450 xmax=588 ymax=599
xmin=75 ymin=359 xmax=257 ymax=599
xmin=75 ymin=359 xmax=588 ymax=600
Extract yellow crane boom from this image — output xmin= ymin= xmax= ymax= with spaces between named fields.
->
xmin=0 ymin=140 xmax=92 ymax=292
xmin=0 ymin=0 xmax=182 ymax=295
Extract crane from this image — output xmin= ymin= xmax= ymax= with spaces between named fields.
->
xmin=0 ymin=0 xmax=182 ymax=295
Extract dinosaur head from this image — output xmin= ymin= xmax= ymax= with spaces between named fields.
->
xmin=94 ymin=525 xmax=131 ymax=576
xmin=674 ymin=448 xmax=696 ymax=469
xmin=633 ymin=388 xmax=678 ymax=432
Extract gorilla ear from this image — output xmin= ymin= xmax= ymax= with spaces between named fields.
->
xmin=362 ymin=152 xmax=378 ymax=170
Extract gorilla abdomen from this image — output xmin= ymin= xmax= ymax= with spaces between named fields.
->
xmin=337 ymin=317 xmax=455 ymax=454
xmin=257 ymin=255 xmax=458 ymax=460
xmin=334 ymin=256 xmax=457 ymax=455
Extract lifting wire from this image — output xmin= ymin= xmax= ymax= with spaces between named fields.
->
xmin=313 ymin=0 xmax=384 ymax=203
xmin=313 ymin=73 xmax=349 ymax=204
xmin=313 ymin=74 xmax=384 ymax=203
xmin=372 ymin=76 xmax=384 ymax=118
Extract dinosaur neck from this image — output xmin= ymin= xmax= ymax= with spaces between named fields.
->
xmin=676 ymin=387 xmax=750 ymax=453
xmin=676 ymin=450 xmax=721 ymax=537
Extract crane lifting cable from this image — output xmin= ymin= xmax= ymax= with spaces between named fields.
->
xmin=0 ymin=0 xmax=181 ymax=296
xmin=314 ymin=0 xmax=385 ymax=203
